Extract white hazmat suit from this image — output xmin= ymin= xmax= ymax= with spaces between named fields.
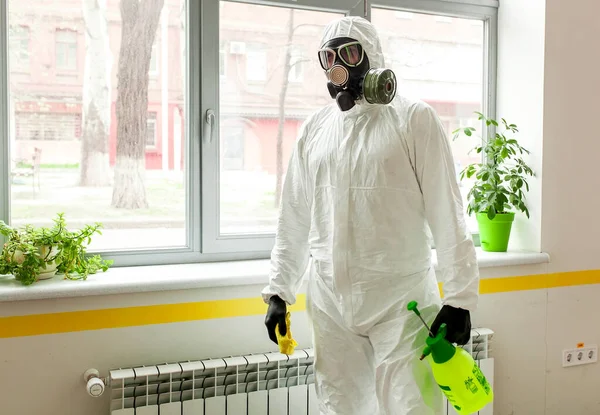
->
xmin=262 ymin=16 xmax=480 ymax=415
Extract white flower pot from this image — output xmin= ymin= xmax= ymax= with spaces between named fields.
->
xmin=12 ymin=245 xmax=61 ymax=280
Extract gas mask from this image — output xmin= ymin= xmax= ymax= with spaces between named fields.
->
xmin=318 ymin=36 xmax=397 ymax=112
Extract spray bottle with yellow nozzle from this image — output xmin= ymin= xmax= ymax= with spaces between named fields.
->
xmin=408 ymin=301 xmax=494 ymax=414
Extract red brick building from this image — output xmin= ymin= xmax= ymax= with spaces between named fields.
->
xmin=9 ymin=0 xmax=482 ymax=175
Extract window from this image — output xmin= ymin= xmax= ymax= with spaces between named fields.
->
xmin=6 ymin=0 xmax=187 ymax=257
xmin=245 ymin=43 xmax=267 ymax=82
xmin=16 ymin=113 xmax=80 ymax=141
xmin=371 ymin=5 xmax=495 ymax=233
xmin=288 ymin=46 xmax=304 ymax=83
xmin=146 ymin=113 xmax=157 ymax=148
xmin=55 ymin=29 xmax=78 ymax=71
xmin=9 ymin=25 xmax=29 ymax=68
xmin=1 ymin=0 xmax=497 ymax=267
xmin=149 ymin=41 xmax=158 ymax=76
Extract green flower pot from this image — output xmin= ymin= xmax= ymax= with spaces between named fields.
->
xmin=476 ymin=212 xmax=515 ymax=252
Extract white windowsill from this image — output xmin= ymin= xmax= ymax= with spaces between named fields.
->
xmin=0 ymin=249 xmax=550 ymax=303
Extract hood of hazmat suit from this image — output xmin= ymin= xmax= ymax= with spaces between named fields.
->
xmin=318 ymin=14 xmax=397 ymax=111
xmin=262 ymin=15 xmax=480 ymax=415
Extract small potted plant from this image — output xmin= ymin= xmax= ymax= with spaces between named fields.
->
xmin=0 ymin=213 xmax=112 ymax=285
xmin=453 ymin=112 xmax=535 ymax=252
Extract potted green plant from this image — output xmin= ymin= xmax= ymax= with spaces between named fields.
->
xmin=453 ymin=112 xmax=535 ymax=252
xmin=0 ymin=213 xmax=112 ymax=285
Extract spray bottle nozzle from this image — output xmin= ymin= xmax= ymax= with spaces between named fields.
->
xmin=419 ymin=345 xmax=431 ymax=361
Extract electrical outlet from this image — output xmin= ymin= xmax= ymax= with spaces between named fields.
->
xmin=563 ymin=345 xmax=598 ymax=367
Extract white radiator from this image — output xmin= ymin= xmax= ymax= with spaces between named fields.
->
xmin=108 ymin=329 xmax=494 ymax=415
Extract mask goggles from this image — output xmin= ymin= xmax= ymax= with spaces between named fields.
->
xmin=317 ymin=41 xmax=365 ymax=70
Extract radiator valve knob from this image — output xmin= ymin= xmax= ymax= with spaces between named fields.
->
xmin=84 ymin=369 xmax=105 ymax=397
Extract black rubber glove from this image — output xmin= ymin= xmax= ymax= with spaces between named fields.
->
xmin=430 ymin=304 xmax=471 ymax=345
xmin=265 ymin=295 xmax=287 ymax=345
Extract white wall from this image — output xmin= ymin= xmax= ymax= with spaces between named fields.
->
xmin=541 ymin=0 xmax=600 ymax=273
xmin=0 ymin=285 xmax=310 ymax=415
xmin=0 ymin=268 xmax=541 ymax=415
xmin=2 ymin=0 xmax=600 ymax=414
xmin=2 ymin=262 xmax=597 ymax=415
xmin=540 ymin=0 xmax=600 ymax=412
xmin=496 ymin=0 xmax=545 ymax=253
xmin=493 ymin=0 xmax=600 ymax=413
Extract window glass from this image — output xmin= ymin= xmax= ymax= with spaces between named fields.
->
xmin=372 ymin=9 xmax=485 ymax=231
xmin=218 ymin=1 xmax=342 ymax=235
xmin=8 ymin=0 xmax=188 ymax=251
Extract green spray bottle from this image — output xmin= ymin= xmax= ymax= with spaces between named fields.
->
xmin=407 ymin=301 xmax=493 ymax=414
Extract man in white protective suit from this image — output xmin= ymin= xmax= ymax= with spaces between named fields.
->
xmin=262 ymin=15 xmax=480 ymax=415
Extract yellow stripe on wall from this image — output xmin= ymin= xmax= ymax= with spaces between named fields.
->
xmin=0 ymin=296 xmax=306 ymax=339
xmin=479 ymin=269 xmax=600 ymax=294
xmin=1 ymin=270 xmax=599 ymax=339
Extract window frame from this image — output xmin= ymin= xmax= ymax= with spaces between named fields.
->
xmin=1 ymin=0 xmax=8 ymax=233
xmin=0 ymin=0 xmax=496 ymax=267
